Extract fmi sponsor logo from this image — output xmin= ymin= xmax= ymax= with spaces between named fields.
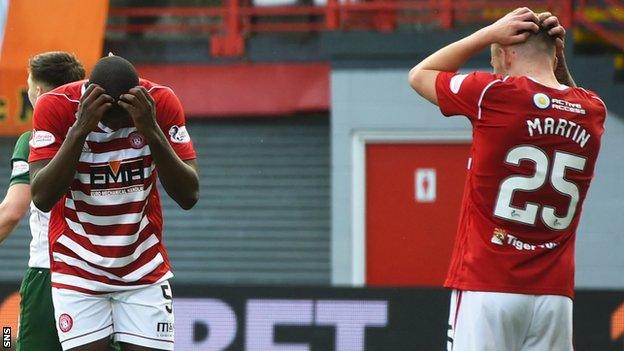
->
xmin=156 ymin=322 xmax=174 ymax=338
xmin=491 ymin=228 xmax=559 ymax=251
xmin=2 ymin=327 xmax=10 ymax=348
xmin=533 ymin=93 xmax=586 ymax=114
xmin=89 ymin=159 xmax=145 ymax=195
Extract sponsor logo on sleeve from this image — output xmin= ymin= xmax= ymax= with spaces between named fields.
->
xmin=11 ymin=161 xmax=28 ymax=177
xmin=168 ymin=125 xmax=190 ymax=144
xmin=449 ymin=74 xmax=468 ymax=94
xmin=29 ymin=130 xmax=55 ymax=148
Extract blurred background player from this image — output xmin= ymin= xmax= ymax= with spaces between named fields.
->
xmin=0 ymin=51 xmax=84 ymax=351
xmin=29 ymin=55 xmax=198 ymax=351
xmin=409 ymin=8 xmax=606 ymax=351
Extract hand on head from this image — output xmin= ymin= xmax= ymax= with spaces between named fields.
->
xmin=537 ymin=12 xmax=566 ymax=51
xmin=487 ymin=7 xmax=539 ymax=46
xmin=488 ymin=8 xmax=566 ymax=48
xmin=118 ymin=86 xmax=157 ymax=134
xmin=74 ymin=83 xmax=114 ymax=136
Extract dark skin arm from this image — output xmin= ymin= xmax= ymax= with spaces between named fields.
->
xmin=30 ymin=85 xmax=114 ymax=212
xmin=539 ymin=12 xmax=577 ymax=87
xmin=118 ymin=86 xmax=199 ymax=210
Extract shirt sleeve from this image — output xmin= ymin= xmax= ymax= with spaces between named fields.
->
xmin=9 ymin=131 xmax=32 ymax=186
xmin=29 ymin=94 xmax=68 ymax=163
xmin=154 ymin=88 xmax=197 ymax=161
xmin=435 ymin=71 xmax=503 ymax=121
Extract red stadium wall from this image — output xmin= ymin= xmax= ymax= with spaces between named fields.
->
xmin=136 ymin=63 xmax=330 ymax=118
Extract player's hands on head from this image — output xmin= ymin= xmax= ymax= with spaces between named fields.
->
xmin=486 ymin=7 xmax=539 ymax=45
xmin=538 ymin=12 xmax=566 ymax=51
xmin=118 ymin=86 xmax=157 ymax=135
xmin=74 ymin=84 xmax=114 ymax=137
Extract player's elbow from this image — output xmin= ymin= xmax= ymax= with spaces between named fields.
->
xmin=0 ymin=205 xmax=23 ymax=227
xmin=408 ymin=67 xmax=425 ymax=93
xmin=31 ymin=193 xmax=53 ymax=212
xmin=178 ymin=191 xmax=199 ymax=211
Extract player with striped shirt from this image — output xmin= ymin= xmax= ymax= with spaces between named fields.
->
xmin=29 ymin=55 xmax=199 ymax=351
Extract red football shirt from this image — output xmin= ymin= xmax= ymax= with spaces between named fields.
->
xmin=29 ymin=79 xmax=196 ymax=294
xmin=436 ymin=71 xmax=606 ymax=298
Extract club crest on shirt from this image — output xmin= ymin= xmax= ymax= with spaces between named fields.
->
xmin=128 ymin=131 xmax=146 ymax=149
xmin=59 ymin=313 xmax=73 ymax=333
xmin=533 ymin=93 xmax=551 ymax=109
xmin=491 ymin=228 xmax=507 ymax=245
xmin=30 ymin=130 xmax=55 ymax=148
xmin=168 ymin=125 xmax=190 ymax=144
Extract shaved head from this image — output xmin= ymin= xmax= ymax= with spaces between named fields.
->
xmin=490 ymin=19 xmax=557 ymax=75
xmin=513 ymin=24 xmax=556 ymax=56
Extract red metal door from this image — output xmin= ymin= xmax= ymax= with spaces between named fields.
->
xmin=366 ymin=143 xmax=471 ymax=287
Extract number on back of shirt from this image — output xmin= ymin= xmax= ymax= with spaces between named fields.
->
xmin=494 ymin=145 xmax=586 ymax=230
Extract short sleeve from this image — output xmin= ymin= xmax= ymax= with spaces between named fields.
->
xmin=435 ymin=71 xmax=502 ymax=121
xmin=154 ymin=88 xmax=197 ymax=161
xmin=29 ymin=94 xmax=68 ymax=162
xmin=9 ymin=131 xmax=32 ymax=186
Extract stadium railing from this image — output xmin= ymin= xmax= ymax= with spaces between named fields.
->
xmin=107 ymin=0 xmax=623 ymax=57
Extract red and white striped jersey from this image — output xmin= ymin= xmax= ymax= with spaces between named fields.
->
xmin=29 ymin=79 xmax=196 ymax=294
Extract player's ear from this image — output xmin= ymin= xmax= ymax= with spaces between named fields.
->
xmin=503 ymin=47 xmax=514 ymax=71
xmin=553 ymin=54 xmax=558 ymax=71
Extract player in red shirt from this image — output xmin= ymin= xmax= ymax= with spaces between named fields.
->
xmin=29 ymin=56 xmax=199 ymax=351
xmin=409 ymin=8 xmax=606 ymax=350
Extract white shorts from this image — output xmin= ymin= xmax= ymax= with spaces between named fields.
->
xmin=52 ymin=281 xmax=174 ymax=351
xmin=447 ymin=290 xmax=573 ymax=351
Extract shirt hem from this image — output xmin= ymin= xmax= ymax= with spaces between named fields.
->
xmin=444 ymin=282 xmax=574 ymax=299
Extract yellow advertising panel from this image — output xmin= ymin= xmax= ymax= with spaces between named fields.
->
xmin=0 ymin=0 xmax=108 ymax=135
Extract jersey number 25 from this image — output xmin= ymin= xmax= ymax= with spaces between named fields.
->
xmin=494 ymin=145 xmax=587 ymax=230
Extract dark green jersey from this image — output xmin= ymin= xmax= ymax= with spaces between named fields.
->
xmin=10 ymin=131 xmax=31 ymax=186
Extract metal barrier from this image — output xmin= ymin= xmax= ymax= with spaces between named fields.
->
xmin=107 ymin=0 xmax=623 ymax=57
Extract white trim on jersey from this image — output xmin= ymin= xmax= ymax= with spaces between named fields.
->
xmin=51 ymin=271 xmax=173 ymax=292
xmin=69 ymin=184 xmax=153 ymax=206
xmin=56 ymin=234 xmax=159 ymax=268
xmin=147 ymin=85 xmax=174 ymax=94
xmin=42 ymin=92 xmax=80 ymax=104
xmin=579 ymin=87 xmax=608 ymax=113
xmin=477 ymin=76 xmax=508 ymax=120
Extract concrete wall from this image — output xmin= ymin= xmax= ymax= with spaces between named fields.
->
xmin=331 ymin=68 xmax=624 ymax=289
